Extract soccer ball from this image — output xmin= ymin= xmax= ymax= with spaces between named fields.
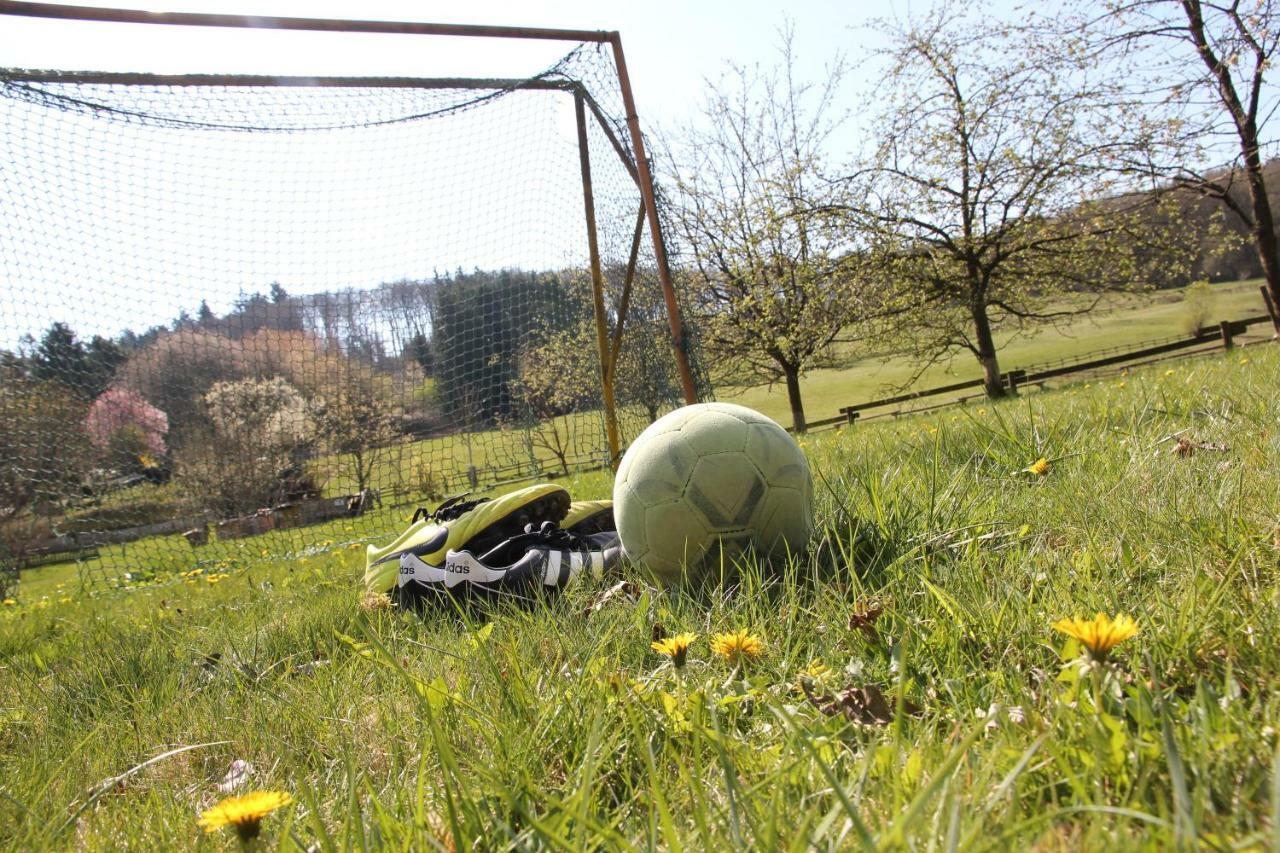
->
xmin=613 ymin=402 xmax=814 ymax=586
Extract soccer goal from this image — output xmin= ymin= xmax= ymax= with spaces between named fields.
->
xmin=0 ymin=2 xmax=701 ymax=592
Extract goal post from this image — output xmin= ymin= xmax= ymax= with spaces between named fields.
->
xmin=0 ymin=1 xmax=701 ymax=590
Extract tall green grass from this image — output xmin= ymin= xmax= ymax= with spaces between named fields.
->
xmin=1 ymin=346 xmax=1277 ymax=849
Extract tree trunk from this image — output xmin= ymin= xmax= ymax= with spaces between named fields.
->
xmin=1243 ymin=163 xmax=1280 ymax=335
xmin=1181 ymin=0 xmax=1280 ymax=334
xmin=783 ymin=363 xmax=807 ymax=433
xmin=971 ymin=302 xmax=1006 ymax=398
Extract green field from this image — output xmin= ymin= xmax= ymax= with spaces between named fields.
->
xmin=726 ymin=278 xmax=1272 ymax=426
xmin=2 ymin=342 xmax=1277 ymax=848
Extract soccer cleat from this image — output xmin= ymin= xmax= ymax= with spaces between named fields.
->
xmin=363 ymin=484 xmax=570 ymax=596
xmin=562 ymin=499 xmax=615 ymax=535
xmin=441 ymin=520 xmax=621 ymax=592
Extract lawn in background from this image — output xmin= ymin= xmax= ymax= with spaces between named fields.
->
xmin=2 ymin=343 xmax=1276 ymax=848
xmin=727 ymin=277 xmax=1270 ymax=426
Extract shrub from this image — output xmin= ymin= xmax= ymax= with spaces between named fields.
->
xmin=176 ymin=377 xmax=320 ymax=517
xmin=85 ymin=387 xmax=169 ymax=473
xmin=1182 ymin=280 xmax=1216 ymax=336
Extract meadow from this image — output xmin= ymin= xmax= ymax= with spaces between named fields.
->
xmin=1 ymin=340 xmax=1277 ymax=849
xmin=728 ymin=278 xmax=1270 ymax=425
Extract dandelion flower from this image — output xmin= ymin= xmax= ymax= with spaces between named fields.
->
xmin=798 ymin=659 xmax=833 ymax=684
xmin=651 ymin=632 xmax=697 ymax=667
xmin=2 ymin=598 xmax=15 ymax=606
xmin=1052 ymin=612 xmax=1138 ymax=661
xmin=710 ymin=629 xmax=764 ymax=667
xmin=198 ymin=790 xmax=292 ymax=841
xmin=1025 ymin=457 xmax=1050 ymax=476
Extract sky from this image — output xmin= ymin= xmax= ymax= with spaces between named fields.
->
xmin=0 ymin=0 xmax=887 ymax=136
xmin=0 ymin=0 xmax=916 ymax=348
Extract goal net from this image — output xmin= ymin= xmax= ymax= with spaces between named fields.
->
xmin=0 ymin=37 xmax=701 ymax=594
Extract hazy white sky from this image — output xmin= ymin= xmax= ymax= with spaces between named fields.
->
xmin=0 ymin=0 xmax=887 ymax=128
xmin=1 ymin=0 xmax=913 ymax=347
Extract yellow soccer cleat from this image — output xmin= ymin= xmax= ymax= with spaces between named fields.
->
xmin=363 ymin=484 xmax=570 ymax=599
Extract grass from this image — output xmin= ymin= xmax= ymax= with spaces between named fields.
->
xmin=726 ymin=277 xmax=1271 ymax=425
xmin=2 ymin=343 xmax=1277 ymax=848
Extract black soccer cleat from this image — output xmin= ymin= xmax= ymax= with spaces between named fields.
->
xmin=441 ymin=520 xmax=621 ymax=592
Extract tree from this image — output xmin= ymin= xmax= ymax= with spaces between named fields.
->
xmin=509 ymin=320 xmax=601 ymax=475
xmin=177 ymin=377 xmax=318 ymax=516
xmin=30 ymin=321 xmax=88 ymax=391
xmin=85 ymin=387 xmax=169 ymax=465
xmin=1085 ymin=0 xmax=1280 ymax=332
xmin=662 ymin=30 xmax=863 ymax=432
xmin=197 ymin=299 xmax=216 ymax=326
xmin=405 ymin=331 xmax=434 ymax=377
xmin=117 ymin=329 xmax=250 ymax=432
xmin=314 ymin=368 xmax=398 ymax=494
xmin=850 ymin=8 xmax=1188 ymax=396
xmin=430 ymin=269 xmax=583 ymax=425
xmin=0 ymin=378 xmax=92 ymax=575
xmin=613 ymin=307 xmax=681 ymax=424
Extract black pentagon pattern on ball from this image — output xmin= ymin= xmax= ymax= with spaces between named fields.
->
xmin=613 ymin=402 xmax=815 ymax=586
xmin=683 ymin=451 xmax=767 ymax=533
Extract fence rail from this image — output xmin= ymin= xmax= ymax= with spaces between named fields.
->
xmin=800 ymin=313 xmax=1275 ymax=431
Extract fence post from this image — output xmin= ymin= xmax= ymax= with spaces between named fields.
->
xmin=1261 ymin=286 xmax=1280 ymax=337
xmin=1007 ymin=369 xmax=1027 ymax=395
xmin=844 ymin=410 xmax=860 ymax=426
xmin=1219 ymin=320 xmax=1235 ymax=350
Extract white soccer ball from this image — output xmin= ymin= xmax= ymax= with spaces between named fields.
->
xmin=613 ymin=402 xmax=814 ymax=587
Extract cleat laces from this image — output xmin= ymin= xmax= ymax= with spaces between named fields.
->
xmin=411 ymin=493 xmax=491 ymax=525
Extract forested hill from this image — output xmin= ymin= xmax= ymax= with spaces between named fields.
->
xmin=1143 ymin=158 xmax=1280 ymax=285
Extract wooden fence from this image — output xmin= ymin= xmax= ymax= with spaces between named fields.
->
xmin=799 ymin=312 xmax=1275 ymax=432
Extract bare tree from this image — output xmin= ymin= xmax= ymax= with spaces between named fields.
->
xmin=850 ymin=7 xmax=1189 ymax=396
xmin=508 ymin=320 xmax=600 ymax=475
xmin=1084 ymin=0 xmax=1280 ymax=330
xmin=661 ymin=27 xmax=865 ymax=432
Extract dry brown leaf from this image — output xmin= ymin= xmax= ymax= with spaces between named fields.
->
xmin=848 ymin=600 xmax=886 ymax=640
xmin=581 ymin=580 xmax=641 ymax=616
xmin=1172 ymin=437 xmax=1230 ymax=458
xmin=801 ymin=680 xmax=920 ymax=727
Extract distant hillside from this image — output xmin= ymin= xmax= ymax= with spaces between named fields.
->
xmin=1152 ymin=158 xmax=1280 ymax=286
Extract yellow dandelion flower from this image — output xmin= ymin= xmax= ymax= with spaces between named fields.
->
xmin=651 ymin=632 xmax=697 ymax=668
xmin=1052 ymin=612 xmax=1138 ymax=661
xmin=1117 ymin=381 xmax=1127 ymax=388
xmin=198 ymin=790 xmax=292 ymax=841
xmin=1164 ymin=369 xmax=1176 ymax=376
xmin=799 ymin=658 xmax=832 ymax=682
xmin=2 ymin=598 xmax=16 ymax=606
xmin=1025 ymin=457 xmax=1050 ymax=476
xmin=710 ymin=629 xmax=764 ymax=667
xmin=1240 ymin=356 xmax=1250 ymax=365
